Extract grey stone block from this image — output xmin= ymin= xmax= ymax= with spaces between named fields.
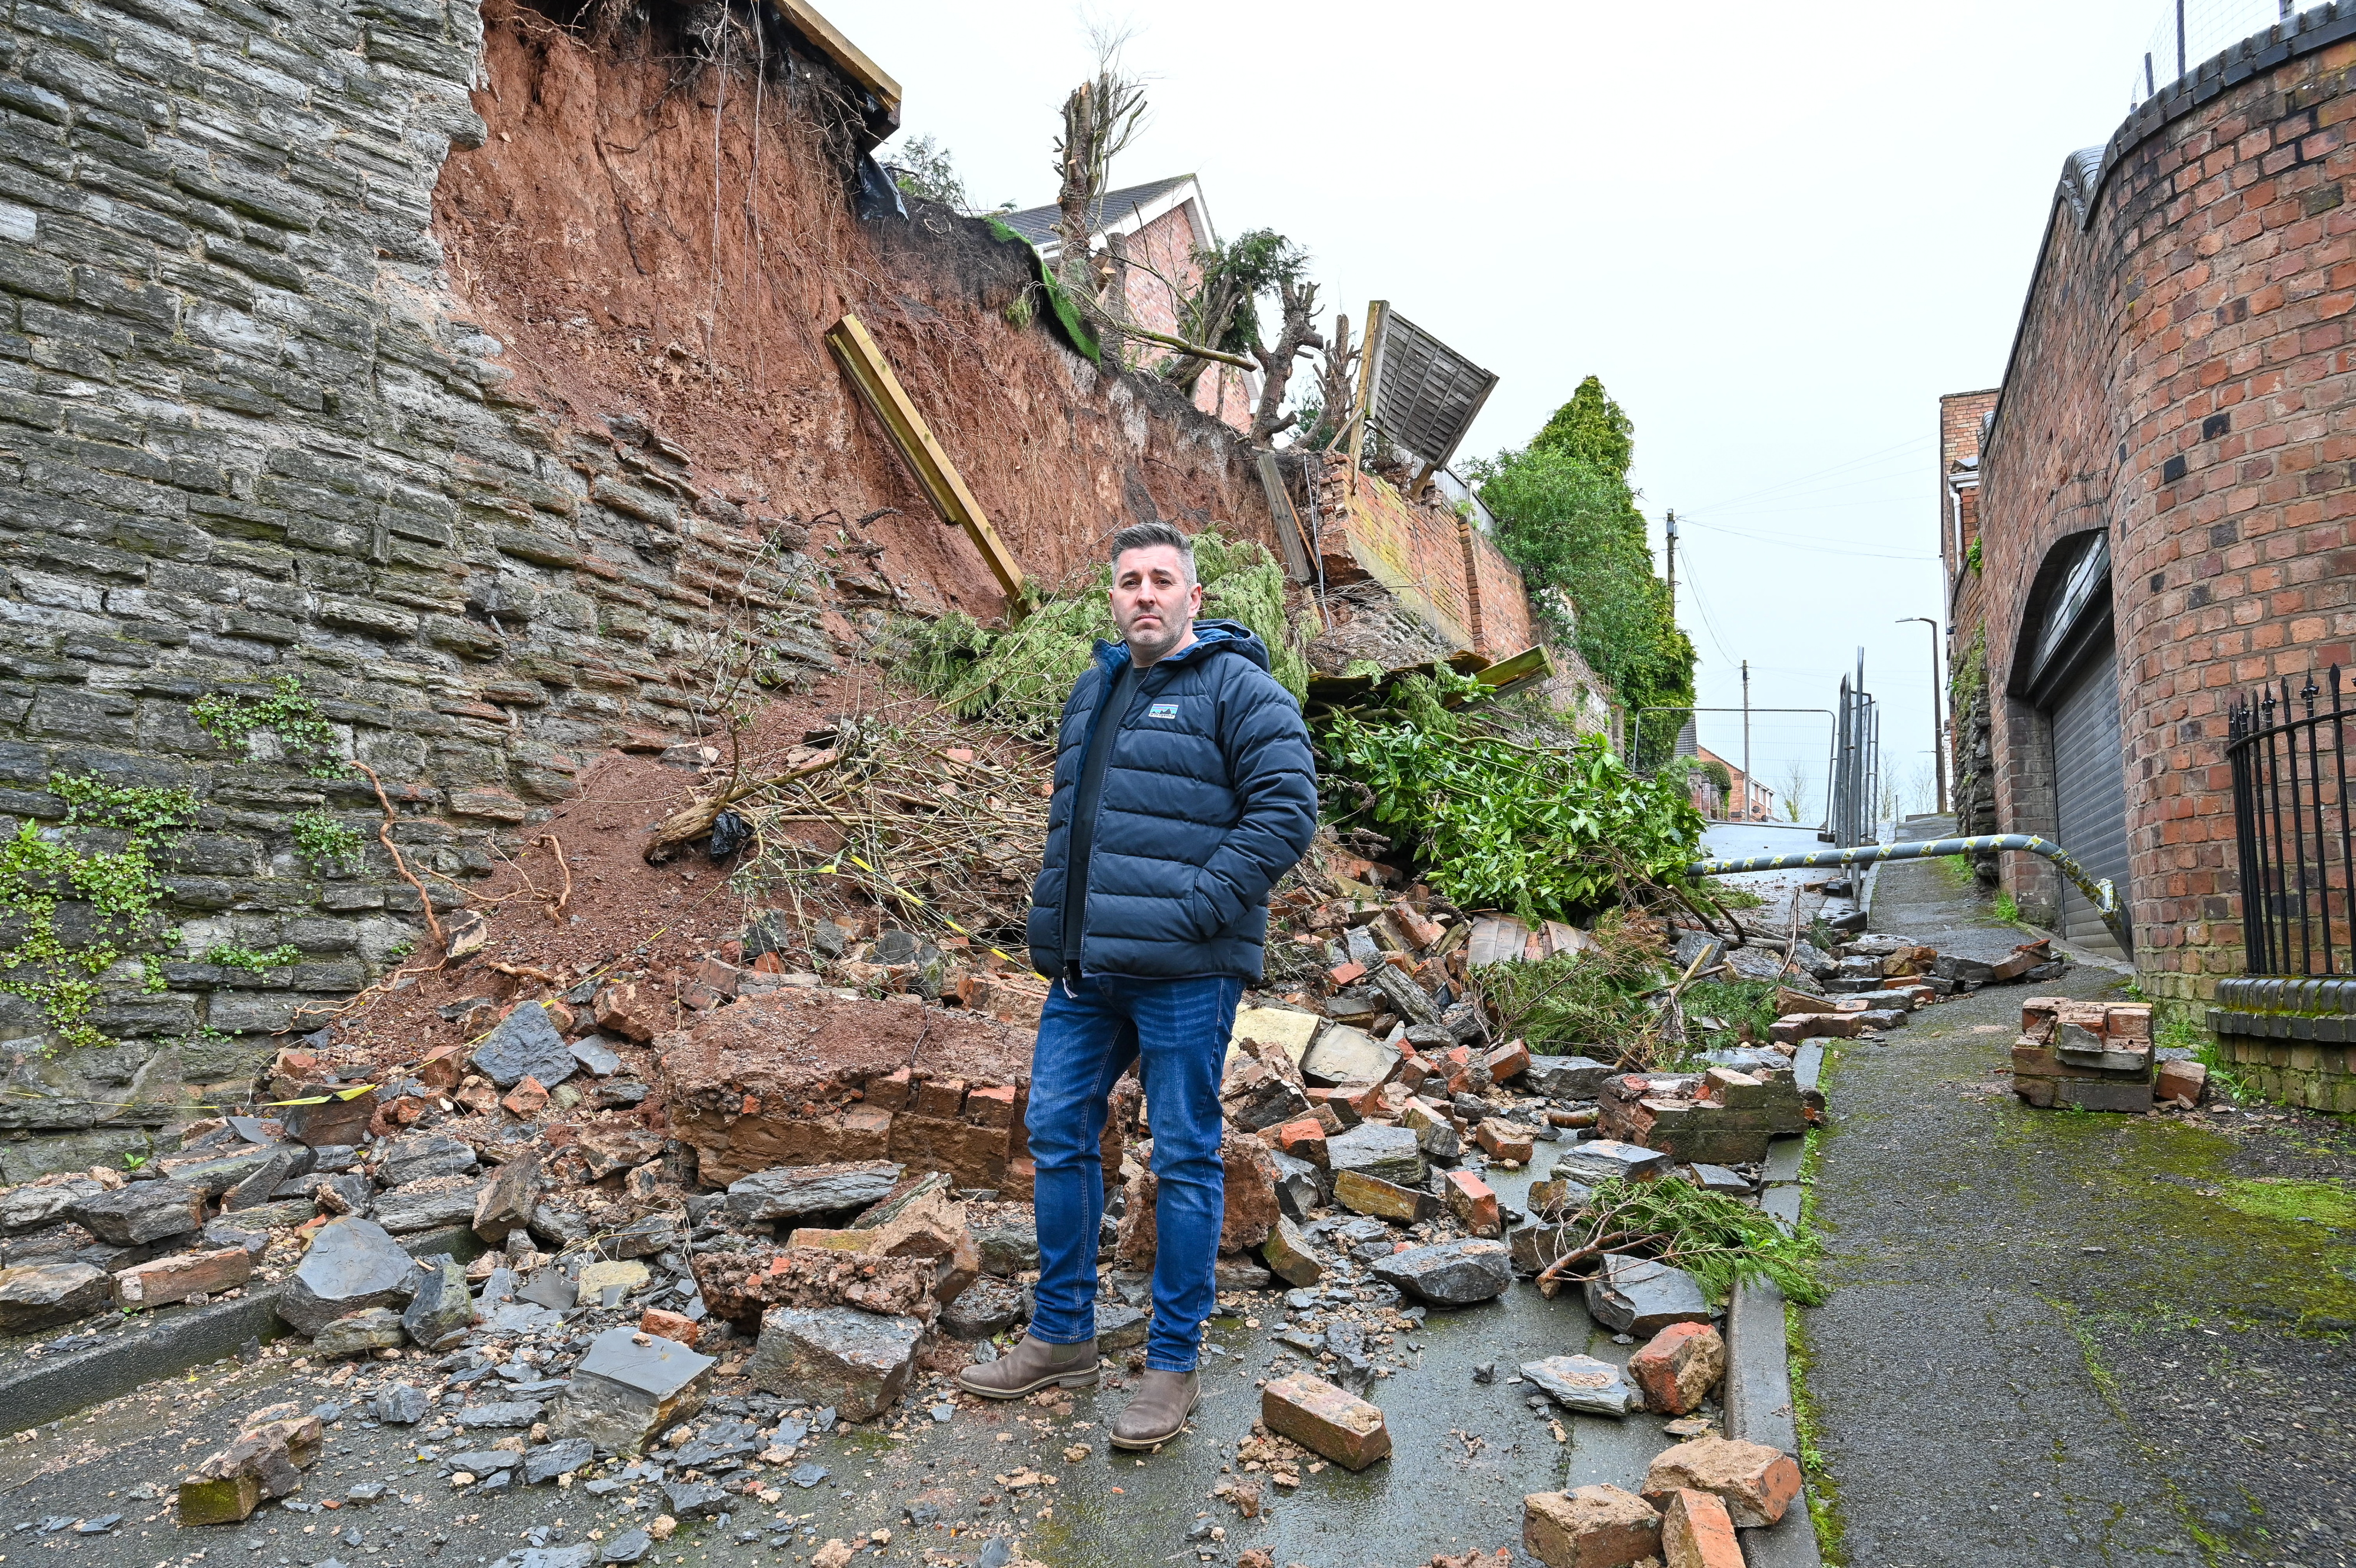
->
xmin=744 ymin=1305 xmax=922 ymax=1421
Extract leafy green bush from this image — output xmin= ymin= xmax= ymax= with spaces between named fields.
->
xmin=1467 ymin=378 xmax=1695 ymax=769
xmin=1318 ymin=673 xmax=1703 ymax=919
xmin=899 ymin=532 xmax=1308 ymax=736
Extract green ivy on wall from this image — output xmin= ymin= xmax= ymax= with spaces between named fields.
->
xmin=0 ymin=775 xmax=196 ymax=1049
xmin=191 ymin=674 xmax=342 ymax=778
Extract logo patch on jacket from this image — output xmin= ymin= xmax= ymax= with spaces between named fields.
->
xmin=1146 ymin=702 xmax=1180 ymax=720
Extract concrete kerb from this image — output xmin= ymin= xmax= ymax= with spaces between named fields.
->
xmin=1722 ymin=1118 xmax=1828 ymax=1568
xmin=0 ymin=1223 xmax=484 ymax=1435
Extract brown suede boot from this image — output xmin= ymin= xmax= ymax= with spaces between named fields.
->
xmin=1108 ymin=1368 xmax=1200 ymax=1450
xmin=956 ymin=1334 xmax=1100 ymax=1400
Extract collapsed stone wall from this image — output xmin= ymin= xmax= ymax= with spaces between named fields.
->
xmin=0 ymin=0 xmax=1292 ymax=1179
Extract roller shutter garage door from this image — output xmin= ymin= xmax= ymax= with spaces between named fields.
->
xmin=2046 ymin=639 xmax=2130 ymax=949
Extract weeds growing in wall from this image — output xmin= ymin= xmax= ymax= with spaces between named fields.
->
xmin=0 ymin=776 xmax=196 ymax=1049
xmin=289 ymin=811 xmax=365 ymax=875
xmin=192 ymin=675 xmax=342 ymax=778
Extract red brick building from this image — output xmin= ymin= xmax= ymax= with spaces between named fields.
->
xmin=1947 ymin=9 xmax=2356 ymax=1109
xmin=1000 ymin=174 xmax=1257 ymax=434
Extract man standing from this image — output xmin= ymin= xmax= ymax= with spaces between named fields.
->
xmin=958 ymin=521 xmax=1318 ymax=1450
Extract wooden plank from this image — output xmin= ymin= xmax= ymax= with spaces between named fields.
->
xmin=775 ymin=0 xmax=902 ymax=128
xmin=1255 ymin=451 xmax=1313 ymax=583
xmin=1473 ymin=644 xmax=1555 ymax=697
xmin=824 ymin=313 xmax=1030 ymax=616
xmin=1344 ymin=299 xmax=1388 ymax=491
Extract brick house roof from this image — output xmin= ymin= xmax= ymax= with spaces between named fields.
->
xmin=998 ymin=174 xmax=1212 ymax=260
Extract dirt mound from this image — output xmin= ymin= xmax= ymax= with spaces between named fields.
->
xmin=438 ymin=0 xmax=1287 ymax=622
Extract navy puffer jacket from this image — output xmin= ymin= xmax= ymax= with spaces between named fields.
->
xmin=1026 ymin=620 xmax=1319 ymax=981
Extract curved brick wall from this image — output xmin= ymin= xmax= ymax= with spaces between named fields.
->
xmin=1971 ymin=6 xmax=2356 ymax=1008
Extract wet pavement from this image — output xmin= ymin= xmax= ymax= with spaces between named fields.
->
xmin=0 ymin=1159 xmax=1711 ymax=1568
xmin=1800 ymin=816 xmax=2356 ymax=1568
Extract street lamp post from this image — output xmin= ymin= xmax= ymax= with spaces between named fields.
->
xmin=1898 ymin=617 xmax=1947 ymax=815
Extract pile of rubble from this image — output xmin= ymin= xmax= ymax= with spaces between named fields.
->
xmin=0 ymin=819 xmax=2097 ymax=1562
xmin=2010 ymin=996 xmax=2206 ymax=1112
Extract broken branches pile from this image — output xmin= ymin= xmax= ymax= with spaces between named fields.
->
xmin=1317 ymin=673 xmax=1703 ymax=921
xmin=1472 ymin=913 xmax=1669 ymax=1057
xmin=729 ymin=701 xmax=1052 ymax=946
xmin=1537 ymin=1176 xmax=1826 ymax=1306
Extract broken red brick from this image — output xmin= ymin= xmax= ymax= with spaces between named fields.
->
xmin=914 ymin=1077 xmax=968 ymax=1119
xmin=1270 ymin=1118 xmax=1328 ymax=1166
xmin=1521 ymin=1485 xmax=1662 ymax=1567
xmin=1642 ymin=1437 xmax=1801 ymax=1527
xmin=1660 ymin=1487 xmax=1743 ymax=1568
xmin=1475 ymin=1119 xmax=1534 ymax=1163
xmin=114 ymin=1246 xmax=253 ymax=1311
xmin=1443 ymin=1170 xmax=1501 ymax=1238
xmin=416 ymin=1045 xmax=465 ymax=1093
xmin=1483 ymin=1040 xmax=1531 ymax=1083
xmin=1393 ymin=905 xmax=1445 ymax=950
xmin=1627 ymin=1322 xmax=1726 ymax=1415
xmin=501 ymin=1076 xmax=549 ymax=1117
xmin=964 ymin=1083 xmax=1017 ymax=1127
xmin=1261 ymin=1373 xmax=1391 ymax=1470
xmin=865 ymin=1067 xmax=914 ymax=1111
xmin=594 ymin=982 xmax=666 ymax=1042
xmin=639 ymin=1307 xmax=700 ymax=1346
xmin=2154 ymin=1058 xmax=2208 ymax=1104
xmin=1328 ymin=962 xmax=1369 ymax=987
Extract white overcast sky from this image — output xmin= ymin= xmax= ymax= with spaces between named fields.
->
xmin=831 ymin=0 xmax=2202 ymax=817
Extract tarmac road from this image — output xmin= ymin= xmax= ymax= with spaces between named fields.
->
xmin=1800 ymin=818 xmax=2355 ymax=1568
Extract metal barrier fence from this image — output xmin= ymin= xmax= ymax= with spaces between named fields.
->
xmin=1826 ymin=673 xmax=1879 ymax=849
xmin=2227 ymin=667 xmax=2356 ymax=976
xmin=2127 ymin=0 xmax=2303 ymax=110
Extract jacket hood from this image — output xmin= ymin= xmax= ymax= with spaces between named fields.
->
xmin=1093 ymin=618 xmax=1270 ymax=677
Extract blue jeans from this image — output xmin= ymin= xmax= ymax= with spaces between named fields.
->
xmin=1024 ymin=971 xmax=1242 ymax=1373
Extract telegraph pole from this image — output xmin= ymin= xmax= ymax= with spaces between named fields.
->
xmin=1664 ymin=511 xmax=1678 ymax=615
xmin=1741 ymin=660 xmax=1752 ymax=822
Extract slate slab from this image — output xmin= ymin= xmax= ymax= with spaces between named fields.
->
xmin=0 ymin=1262 xmax=112 ymax=1332
xmin=1526 ymin=1055 xmax=1617 ymax=1098
xmin=724 ymin=1162 xmax=904 ymax=1224
xmin=1584 ymin=1252 xmax=1714 ymax=1335
xmin=470 ymin=1002 xmax=577 ymax=1090
xmin=376 ymin=1135 xmax=478 ymax=1187
xmin=1369 ymin=1238 xmax=1513 ymax=1305
xmin=1523 ymin=1353 xmax=1640 ymax=1416
xmin=551 ymin=1327 xmax=715 ymax=1454
xmin=401 ymin=1254 xmax=472 ymax=1350
xmin=523 ymin=1438 xmax=595 ymax=1484
xmin=1324 ymin=1123 xmax=1425 ymax=1186
xmin=277 ymin=1218 xmax=416 ymax=1336
xmin=744 ymin=1304 xmax=924 ymax=1420
xmin=1551 ymin=1139 xmax=1675 ymax=1185
xmin=65 ymin=1182 xmax=204 ymax=1246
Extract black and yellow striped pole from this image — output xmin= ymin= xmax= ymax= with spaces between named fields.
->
xmin=1687 ymin=833 xmax=2130 ymax=955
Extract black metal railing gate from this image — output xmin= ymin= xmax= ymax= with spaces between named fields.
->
xmin=2227 ymin=668 xmax=2356 ymax=977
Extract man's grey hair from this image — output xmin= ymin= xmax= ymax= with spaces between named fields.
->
xmin=1108 ymin=521 xmax=1196 ymax=585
